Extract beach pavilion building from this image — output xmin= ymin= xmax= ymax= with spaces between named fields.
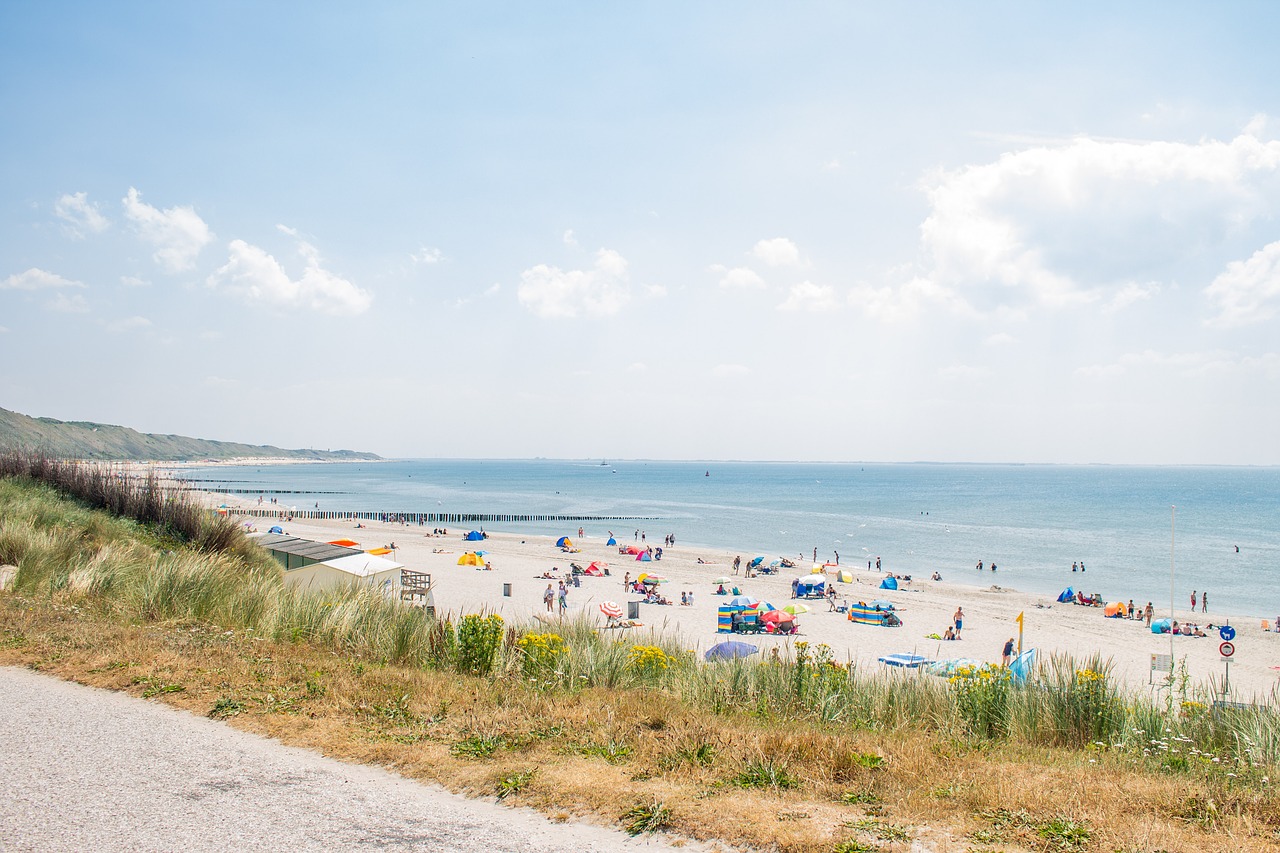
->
xmin=250 ymin=532 xmax=403 ymax=594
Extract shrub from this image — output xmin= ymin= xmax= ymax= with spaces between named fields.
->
xmin=455 ymin=614 xmax=503 ymax=676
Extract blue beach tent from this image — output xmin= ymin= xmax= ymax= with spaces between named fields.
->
xmin=879 ymin=576 xmax=898 ymax=590
xmin=464 ymin=530 xmax=484 ymax=541
xmin=1009 ymin=648 xmax=1038 ymax=684
xmin=1151 ymin=618 xmax=1172 ymax=634
xmin=606 ymin=537 xmax=617 ymax=546
xmin=268 ymin=525 xmax=284 ymax=534
xmin=1056 ymin=586 xmax=1074 ymax=603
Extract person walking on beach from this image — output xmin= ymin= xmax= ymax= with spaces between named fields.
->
xmin=1002 ymin=637 xmax=1015 ymax=666
xmin=791 ymin=578 xmax=800 ymax=599
xmin=1144 ymin=602 xmax=1154 ymax=626
xmin=732 ymin=555 xmax=741 ymax=575
xmin=1201 ymin=592 xmax=1208 ymax=613
xmin=624 ymin=571 xmax=631 ymax=589
xmin=875 ymin=556 xmax=881 ymax=571
xmin=813 ymin=547 xmax=818 ymax=563
xmin=557 ymin=581 xmax=568 ymax=615
xmin=834 ymin=551 xmax=839 ymax=565
xmin=1191 ymin=590 xmax=1197 ymax=611
xmin=953 ymin=606 xmax=964 ymax=639
xmin=543 ymin=584 xmax=555 ymax=613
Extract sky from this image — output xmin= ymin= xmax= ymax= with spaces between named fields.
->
xmin=2 ymin=2 xmax=1279 ymax=464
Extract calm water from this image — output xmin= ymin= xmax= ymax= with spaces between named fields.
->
xmin=177 ymin=460 xmax=1280 ymax=618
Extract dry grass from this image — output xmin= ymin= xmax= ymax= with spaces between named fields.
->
xmin=3 ymin=598 xmax=1278 ymax=852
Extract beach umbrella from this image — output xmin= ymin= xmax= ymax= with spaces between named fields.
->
xmin=642 ymin=574 xmax=668 ymax=584
xmin=747 ymin=556 xmax=765 ymax=567
xmin=769 ymin=560 xmax=783 ymax=568
xmin=711 ymin=576 xmax=732 ymax=585
xmin=704 ymin=641 xmax=759 ymax=661
xmin=782 ymin=603 xmax=811 ymax=615
xmin=599 ymin=601 xmax=623 ymax=619
xmin=837 ymin=569 xmax=854 ymax=583
xmin=753 ymin=600 xmax=777 ymax=612
xmin=728 ymin=595 xmax=754 ymax=607
xmin=761 ymin=610 xmax=794 ymax=624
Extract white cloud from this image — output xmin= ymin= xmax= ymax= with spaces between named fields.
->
xmin=47 ymin=293 xmax=89 ymax=313
xmin=207 ymin=236 xmax=372 ymax=315
xmin=710 ymin=264 xmax=766 ymax=289
xmin=203 ymin=376 xmax=239 ymax=388
xmin=517 ymin=248 xmax=631 ymax=318
xmin=54 ymin=192 xmax=109 ymax=237
xmin=822 ymin=158 xmax=841 ymax=171
xmin=938 ymin=364 xmax=991 ymax=380
xmin=778 ymin=280 xmax=840 ymax=312
xmin=847 ymin=276 xmax=975 ymax=323
xmin=120 ymin=275 xmax=151 ymax=288
xmin=752 ymin=237 xmax=802 ymax=267
xmin=483 ymin=283 xmax=501 ymax=297
xmin=412 ymin=245 xmax=443 ymax=264
xmin=562 ymin=229 xmax=578 ymax=247
xmin=0 ymin=325 xmax=8 ymax=333
xmin=627 ymin=362 xmax=647 ymax=372
xmin=984 ymin=332 xmax=1016 ymax=346
xmin=1204 ymin=239 xmax=1280 ymax=327
xmin=2 ymin=268 xmax=84 ymax=290
xmin=122 ymin=187 xmax=214 ymax=272
xmin=1074 ymin=348 xmax=1244 ymax=379
xmin=711 ymin=363 xmax=750 ymax=378
xmin=105 ymin=316 xmax=151 ymax=333
xmin=918 ymin=128 xmax=1280 ymax=311
xmin=643 ymin=283 xmax=668 ymax=298
xmin=1104 ymin=281 xmax=1161 ymax=314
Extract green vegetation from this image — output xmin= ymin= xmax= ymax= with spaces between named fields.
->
xmin=0 ymin=406 xmax=378 ymax=461
xmin=4 ymin=457 xmax=1280 ymax=851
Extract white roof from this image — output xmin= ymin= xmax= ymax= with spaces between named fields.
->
xmin=319 ymin=553 xmax=404 ymax=578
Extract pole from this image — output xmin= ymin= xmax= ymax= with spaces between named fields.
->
xmin=1169 ymin=505 xmax=1176 ymax=684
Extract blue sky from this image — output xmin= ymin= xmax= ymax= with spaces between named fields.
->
xmin=2 ymin=2 xmax=1278 ymax=463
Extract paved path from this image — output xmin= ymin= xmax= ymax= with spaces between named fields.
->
xmin=0 ymin=667 xmax=688 ymax=852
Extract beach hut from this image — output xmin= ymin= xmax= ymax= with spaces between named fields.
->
xmin=879 ymin=576 xmax=898 ymax=590
xmin=280 ymin=552 xmax=403 ymax=595
xmin=464 ymin=530 xmax=484 ymax=541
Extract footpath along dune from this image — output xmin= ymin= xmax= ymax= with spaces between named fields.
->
xmin=222 ymin=500 xmax=1280 ymax=701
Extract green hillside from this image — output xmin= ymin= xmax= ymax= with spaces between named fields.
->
xmin=0 ymin=407 xmax=380 ymax=462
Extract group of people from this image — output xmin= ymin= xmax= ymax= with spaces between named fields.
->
xmin=974 ymin=560 xmax=997 ymax=572
xmin=542 ymin=581 xmax=569 ymax=615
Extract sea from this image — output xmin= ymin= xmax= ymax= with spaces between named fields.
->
xmin=174 ymin=460 xmax=1280 ymax=620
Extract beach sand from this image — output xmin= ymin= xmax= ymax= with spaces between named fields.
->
xmin=208 ymin=491 xmax=1280 ymax=703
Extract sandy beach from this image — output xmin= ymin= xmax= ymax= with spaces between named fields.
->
xmin=191 ymin=477 xmax=1280 ymax=704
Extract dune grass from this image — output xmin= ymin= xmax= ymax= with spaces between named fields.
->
xmin=3 ymin=466 xmax=1280 ymax=851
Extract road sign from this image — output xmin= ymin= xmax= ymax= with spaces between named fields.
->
xmin=1219 ymin=641 xmax=1235 ymax=657
xmin=1219 ymin=625 xmax=1236 ymax=641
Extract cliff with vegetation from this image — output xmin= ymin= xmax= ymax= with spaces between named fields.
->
xmin=0 ymin=407 xmax=379 ymax=462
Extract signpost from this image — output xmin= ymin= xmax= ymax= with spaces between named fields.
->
xmin=1218 ymin=622 xmax=1235 ymax=696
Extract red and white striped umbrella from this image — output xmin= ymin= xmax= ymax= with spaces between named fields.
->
xmin=599 ymin=601 xmax=623 ymax=619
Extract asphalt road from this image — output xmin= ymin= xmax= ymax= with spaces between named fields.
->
xmin=0 ymin=666 xmax=688 ymax=852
